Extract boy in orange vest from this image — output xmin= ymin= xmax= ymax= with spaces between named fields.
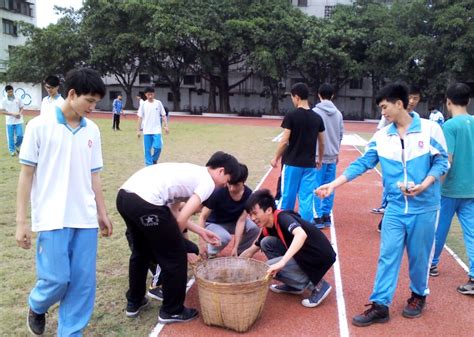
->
xmin=240 ymin=189 xmax=336 ymax=307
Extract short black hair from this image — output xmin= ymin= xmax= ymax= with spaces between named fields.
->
xmin=144 ymin=86 xmax=155 ymax=94
xmin=44 ymin=75 xmax=60 ymax=87
xmin=290 ymin=82 xmax=309 ymax=100
xmin=318 ymin=83 xmax=334 ymax=100
xmin=245 ymin=189 xmax=276 ymax=213
xmin=375 ymin=82 xmax=409 ymax=109
xmin=206 ymin=151 xmax=239 ymax=181
xmin=409 ymin=84 xmax=421 ymax=96
xmin=64 ymin=68 xmax=105 ymax=98
xmin=446 ymin=83 xmax=471 ymax=106
xmin=229 ymin=163 xmax=248 ymax=185
xmin=5 ymin=85 xmax=13 ymax=91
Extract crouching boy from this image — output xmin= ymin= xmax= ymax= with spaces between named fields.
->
xmin=240 ymin=189 xmax=336 ymax=307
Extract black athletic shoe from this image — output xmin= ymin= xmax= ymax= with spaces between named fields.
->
xmin=147 ymin=286 xmax=163 ymax=301
xmin=352 ymin=302 xmax=389 ymax=327
xmin=313 ymin=217 xmax=324 ymax=229
xmin=158 ymin=307 xmax=199 ymax=324
xmin=125 ymin=297 xmax=149 ymax=318
xmin=27 ymin=307 xmax=46 ymax=335
xmin=402 ymin=293 xmax=426 ymax=318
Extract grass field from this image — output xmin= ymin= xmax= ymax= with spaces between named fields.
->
xmin=0 ymin=116 xmax=469 ymax=336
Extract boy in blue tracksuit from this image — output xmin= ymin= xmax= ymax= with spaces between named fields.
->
xmin=316 ymin=83 xmax=448 ymax=326
xmin=430 ymin=83 xmax=474 ymax=295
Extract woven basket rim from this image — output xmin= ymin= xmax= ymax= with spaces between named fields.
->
xmin=194 ymin=257 xmax=270 ymax=286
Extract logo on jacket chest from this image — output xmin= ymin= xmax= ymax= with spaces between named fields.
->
xmin=140 ymin=214 xmax=160 ymax=227
xmin=418 ymin=140 xmax=424 ymax=149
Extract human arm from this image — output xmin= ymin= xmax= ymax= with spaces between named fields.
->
xmin=161 ymin=105 xmax=169 ymax=134
xmin=315 ymin=175 xmax=348 ymax=199
xmin=266 ymin=227 xmax=307 ymax=276
xmin=271 ymin=128 xmax=291 ymax=168
xmin=316 ymin=131 xmax=325 ymax=169
xmin=231 ymin=211 xmax=248 ymax=256
xmin=198 ymin=206 xmax=212 ymax=257
xmin=239 ymin=243 xmax=260 ymax=259
xmin=15 ymin=165 xmax=35 ymax=249
xmin=177 ymin=194 xmax=220 ymax=246
xmin=92 ymin=172 xmax=113 ymax=237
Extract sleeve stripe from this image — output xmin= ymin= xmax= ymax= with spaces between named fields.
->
xmin=19 ymin=159 xmax=37 ymax=167
xmin=91 ymin=167 xmax=103 ymax=173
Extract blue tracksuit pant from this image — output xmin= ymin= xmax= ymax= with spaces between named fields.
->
xmin=143 ymin=134 xmax=162 ymax=166
xmin=370 ymin=210 xmax=438 ymax=306
xmin=277 ymin=164 xmax=317 ymax=222
xmin=313 ymin=163 xmax=337 ymax=217
xmin=29 ymin=228 xmax=98 ymax=337
xmin=432 ymin=196 xmax=474 ymax=277
xmin=6 ymin=123 xmax=23 ymax=153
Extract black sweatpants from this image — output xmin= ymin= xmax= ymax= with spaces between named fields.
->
xmin=117 ymin=189 xmax=187 ymax=315
xmin=112 ymin=113 xmax=121 ymax=130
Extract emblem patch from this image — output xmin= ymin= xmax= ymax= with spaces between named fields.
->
xmin=140 ymin=214 xmax=160 ymax=227
xmin=418 ymin=140 xmax=424 ymax=148
xmin=88 ymin=140 xmax=93 ymax=148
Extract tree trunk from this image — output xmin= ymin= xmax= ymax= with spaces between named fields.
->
xmin=124 ymin=84 xmax=134 ymax=110
xmin=170 ymin=83 xmax=181 ymax=111
xmin=208 ymin=80 xmax=217 ymax=113
xmin=218 ymin=63 xmax=231 ymax=113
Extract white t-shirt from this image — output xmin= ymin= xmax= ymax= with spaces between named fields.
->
xmin=120 ymin=163 xmax=216 ymax=206
xmin=19 ymin=107 xmax=103 ymax=232
xmin=2 ymin=96 xmax=24 ymax=125
xmin=137 ymin=99 xmax=166 ymax=134
xmin=40 ymin=94 xmax=65 ymax=118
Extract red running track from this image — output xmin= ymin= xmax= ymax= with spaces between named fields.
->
xmin=147 ymin=117 xmax=472 ymax=337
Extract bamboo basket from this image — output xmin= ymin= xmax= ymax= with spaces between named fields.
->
xmin=193 ymin=257 xmax=271 ymax=332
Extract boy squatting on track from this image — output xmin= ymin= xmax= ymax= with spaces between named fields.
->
xmin=316 ymin=82 xmax=448 ymax=326
xmin=16 ymin=68 xmax=113 ymax=336
xmin=240 ymin=189 xmax=336 ymax=308
xmin=116 ymin=151 xmax=240 ymax=323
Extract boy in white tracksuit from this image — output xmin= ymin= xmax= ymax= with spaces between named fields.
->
xmin=316 ymin=83 xmax=448 ymax=326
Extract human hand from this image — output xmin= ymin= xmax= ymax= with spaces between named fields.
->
xmin=315 ymin=183 xmax=333 ymax=199
xmin=187 ymin=253 xmax=200 ymax=264
xmin=15 ymin=224 xmax=31 ymax=249
xmin=164 ymin=126 xmax=169 ymax=135
xmin=99 ymin=215 xmax=113 ymax=237
xmin=266 ymin=260 xmax=285 ymax=277
xmin=230 ymin=246 xmax=238 ymax=257
xmin=315 ymin=159 xmax=322 ymax=169
xmin=270 ymin=158 xmax=277 ymax=168
xmin=201 ymin=229 xmax=221 ymax=246
xmin=136 ymin=130 xmax=141 ymax=138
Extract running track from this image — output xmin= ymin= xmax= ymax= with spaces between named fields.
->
xmin=25 ymin=111 xmax=473 ymax=336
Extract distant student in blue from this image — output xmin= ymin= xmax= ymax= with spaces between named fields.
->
xmin=430 ymin=83 xmax=474 ymax=295
xmin=316 ymin=83 xmax=448 ymax=326
xmin=1 ymin=85 xmax=24 ymax=156
xmin=112 ymin=94 xmax=124 ymax=130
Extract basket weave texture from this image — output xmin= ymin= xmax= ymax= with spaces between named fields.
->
xmin=194 ymin=257 xmax=270 ymax=332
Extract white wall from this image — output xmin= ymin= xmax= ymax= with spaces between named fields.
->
xmin=1 ymin=81 xmax=42 ymax=109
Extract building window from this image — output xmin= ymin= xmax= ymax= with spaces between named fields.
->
xmin=139 ymin=74 xmax=151 ymax=84
xmin=2 ymin=19 xmax=17 ymax=36
xmin=297 ymin=0 xmax=308 ymax=7
xmin=183 ymin=75 xmax=195 ymax=86
xmin=324 ymin=5 xmax=335 ymax=18
xmin=349 ymin=78 xmax=363 ymax=90
xmin=0 ymin=0 xmax=34 ymax=16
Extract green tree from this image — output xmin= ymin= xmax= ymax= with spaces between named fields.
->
xmin=6 ymin=7 xmax=88 ymax=83
xmin=248 ymin=0 xmax=307 ymax=114
xmin=82 ymin=0 xmax=150 ymax=109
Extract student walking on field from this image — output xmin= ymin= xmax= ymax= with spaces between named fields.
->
xmin=15 ymin=68 xmax=113 ymax=336
xmin=137 ymin=86 xmax=168 ymax=165
xmin=1 ymin=85 xmax=24 ymax=156
xmin=316 ymin=83 xmax=448 ymax=326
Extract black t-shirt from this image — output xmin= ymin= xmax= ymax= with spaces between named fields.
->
xmin=203 ymin=185 xmax=252 ymax=223
xmin=255 ymin=210 xmax=335 ymax=261
xmin=281 ymin=108 xmax=325 ymax=167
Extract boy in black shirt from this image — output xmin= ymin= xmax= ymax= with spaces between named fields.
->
xmin=240 ymin=189 xmax=336 ymax=307
xmin=271 ymin=82 xmax=325 ymax=222
xmin=199 ymin=164 xmax=259 ymax=257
